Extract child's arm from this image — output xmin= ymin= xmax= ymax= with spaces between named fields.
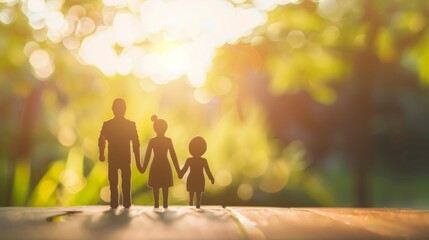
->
xmin=203 ymin=159 xmax=215 ymax=184
xmin=179 ymin=160 xmax=190 ymax=179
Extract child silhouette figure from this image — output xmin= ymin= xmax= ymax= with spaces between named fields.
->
xmin=141 ymin=115 xmax=180 ymax=209
xmin=179 ymin=136 xmax=214 ymax=209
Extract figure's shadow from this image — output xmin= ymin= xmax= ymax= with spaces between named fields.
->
xmin=141 ymin=207 xmax=231 ymax=226
xmin=142 ymin=209 xmax=186 ymax=225
xmin=195 ymin=208 xmax=231 ymax=222
xmin=84 ymin=208 xmax=131 ymax=232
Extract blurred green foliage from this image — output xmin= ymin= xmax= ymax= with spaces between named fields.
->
xmin=1 ymin=0 xmax=429 ymax=208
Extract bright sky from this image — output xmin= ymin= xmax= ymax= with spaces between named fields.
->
xmin=81 ymin=0 xmax=302 ymax=87
xmin=12 ymin=0 xmax=300 ymax=86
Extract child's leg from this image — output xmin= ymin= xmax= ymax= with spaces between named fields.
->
xmin=189 ymin=192 xmax=194 ymax=206
xmin=196 ymin=192 xmax=202 ymax=209
xmin=162 ymin=187 xmax=169 ymax=208
xmin=153 ymin=188 xmax=159 ymax=208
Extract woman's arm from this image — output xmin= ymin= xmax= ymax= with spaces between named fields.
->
xmin=141 ymin=140 xmax=153 ymax=173
xmin=168 ymin=138 xmax=180 ymax=175
xmin=203 ymin=159 xmax=215 ymax=184
xmin=179 ymin=160 xmax=190 ymax=179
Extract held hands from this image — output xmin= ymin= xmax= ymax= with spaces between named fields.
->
xmin=138 ymin=165 xmax=146 ymax=174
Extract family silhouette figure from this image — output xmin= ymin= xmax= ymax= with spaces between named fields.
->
xmin=141 ymin=115 xmax=180 ymax=209
xmin=179 ymin=136 xmax=215 ymax=209
xmin=98 ymin=98 xmax=140 ymax=209
xmin=99 ymin=98 xmax=214 ymax=209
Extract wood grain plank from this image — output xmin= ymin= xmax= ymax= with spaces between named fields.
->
xmin=0 ymin=206 xmax=241 ymax=240
xmin=229 ymin=207 xmax=429 ymax=239
xmin=3 ymin=206 xmax=429 ymax=239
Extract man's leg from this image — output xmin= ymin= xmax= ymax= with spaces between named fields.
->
xmin=108 ymin=165 xmax=119 ymax=208
xmin=121 ymin=165 xmax=131 ymax=208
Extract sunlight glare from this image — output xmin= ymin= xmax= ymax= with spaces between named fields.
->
xmin=46 ymin=11 xmax=68 ymax=42
xmin=237 ymin=183 xmax=253 ymax=200
xmin=57 ymin=127 xmax=76 ymax=146
xmin=77 ymin=17 xmax=95 ymax=36
xmin=27 ymin=0 xmax=46 ymax=13
xmin=113 ymin=12 xmax=140 ymax=47
xmin=188 ymin=70 xmax=207 ymax=88
xmin=63 ymin=36 xmax=80 ymax=50
xmin=46 ymin=0 xmax=63 ymax=10
xmin=1 ymin=0 xmax=18 ymax=4
xmin=139 ymin=78 xmax=158 ymax=92
xmin=100 ymin=186 xmax=110 ymax=202
xmin=23 ymin=41 xmax=39 ymax=57
xmin=163 ymin=45 xmax=190 ymax=78
xmin=78 ymin=29 xmax=117 ymax=76
xmin=77 ymin=0 xmax=292 ymax=87
xmin=253 ymin=0 xmax=301 ymax=11
xmin=194 ymin=88 xmax=212 ymax=104
xmin=29 ymin=49 xmax=55 ymax=79
xmin=0 ymin=8 xmax=15 ymax=24
xmin=103 ymin=0 xmax=128 ymax=7
xmin=287 ymin=30 xmax=306 ymax=48
xmin=136 ymin=53 xmax=160 ymax=78
xmin=68 ymin=5 xmax=86 ymax=18
xmin=216 ymin=169 xmax=232 ymax=187
xmin=117 ymin=51 xmax=134 ymax=75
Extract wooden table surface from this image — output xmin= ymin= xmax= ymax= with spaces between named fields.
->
xmin=1 ymin=206 xmax=429 ymax=239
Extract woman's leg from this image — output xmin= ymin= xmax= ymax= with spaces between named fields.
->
xmin=162 ymin=187 xmax=169 ymax=208
xmin=196 ymin=192 xmax=202 ymax=209
xmin=189 ymin=192 xmax=194 ymax=206
xmin=153 ymin=188 xmax=159 ymax=208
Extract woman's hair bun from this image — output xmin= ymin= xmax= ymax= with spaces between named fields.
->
xmin=151 ymin=115 xmax=158 ymax=122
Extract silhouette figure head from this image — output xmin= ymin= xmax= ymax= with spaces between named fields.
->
xmin=189 ymin=136 xmax=207 ymax=157
xmin=151 ymin=115 xmax=167 ymax=136
xmin=112 ymin=98 xmax=126 ymax=118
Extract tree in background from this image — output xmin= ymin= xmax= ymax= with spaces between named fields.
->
xmin=245 ymin=0 xmax=429 ymax=206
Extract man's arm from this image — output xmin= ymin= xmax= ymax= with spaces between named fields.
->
xmin=98 ymin=123 xmax=106 ymax=162
xmin=131 ymin=122 xmax=141 ymax=172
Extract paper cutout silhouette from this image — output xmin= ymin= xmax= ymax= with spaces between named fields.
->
xmin=179 ymin=136 xmax=214 ymax=209
xmin=98 ymin=98 xmax=141 ymax=208
xmin=141 ymin=115 xmax=180 ymax=209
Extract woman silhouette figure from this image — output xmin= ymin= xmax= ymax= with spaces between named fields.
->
xmin=141 ymin=115 xmax=180 ymax=209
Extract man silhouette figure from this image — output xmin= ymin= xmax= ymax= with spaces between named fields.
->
xmin=99 ymin=98 xmax=140 ymax=208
